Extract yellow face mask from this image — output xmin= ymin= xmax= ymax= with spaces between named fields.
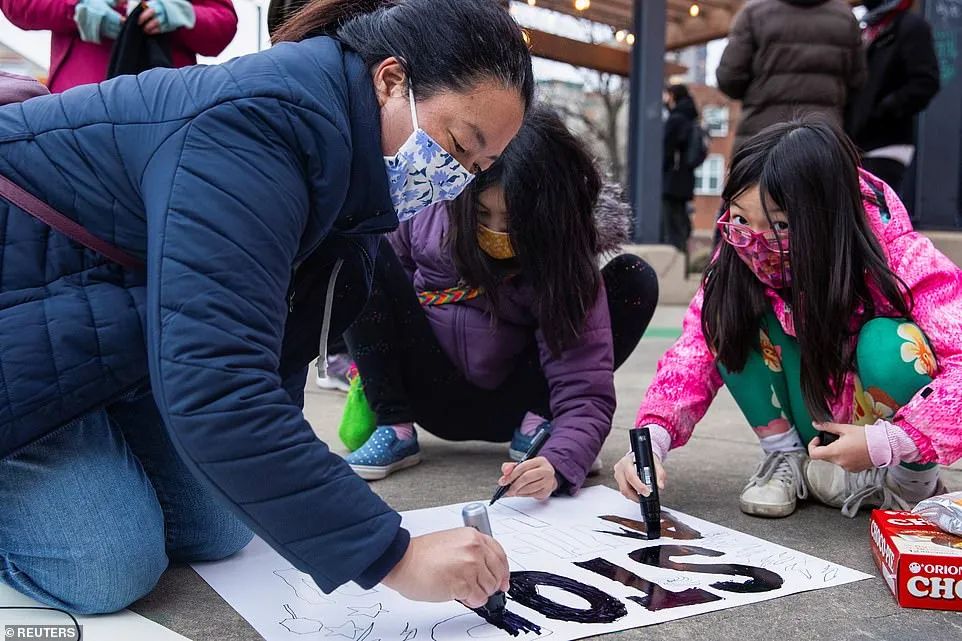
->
xmin=477 ymin=223 xmax=516 ymax=260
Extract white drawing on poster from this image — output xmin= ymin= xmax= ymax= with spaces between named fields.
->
xmin=276 ymin=568 xmax=332 ymax=605
xmin=192 ymin=486 xmax=872 ymax=641
xmin=349 ymin=603 xmax=389 ymax=619
xmin=279 ymin=604 xmax=326 ymax=635
xmin=400 ymin=622 xmax=417 ymax=641
xmin=326 ymin=619 xmax=368 ymax=639
xmin=482 ymin=503 xmax=616 ymax=561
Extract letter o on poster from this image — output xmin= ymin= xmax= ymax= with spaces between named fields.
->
xmin=508 ymin=571 xmax=628 ymax=624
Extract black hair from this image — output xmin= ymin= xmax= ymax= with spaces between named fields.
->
xmin=273 ymin=0 xmax=534 ymax=107
xmin=666 ymin=84 xmax=690 ymax=103
xmin=701 ymin=118 xmax=912 ymax=422
xmin=447 ymin=106 xmax=603 ymax=354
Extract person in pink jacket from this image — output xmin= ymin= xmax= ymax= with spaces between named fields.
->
xmin=615 ymin=118 xmax=961 ymax=519
xmin=0 ymin=1 xmax=237 ymax=93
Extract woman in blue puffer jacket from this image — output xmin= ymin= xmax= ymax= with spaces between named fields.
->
xmin=0 ymin=0 xmax=531 ymax=615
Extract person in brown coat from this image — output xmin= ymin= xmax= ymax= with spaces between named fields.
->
xmin=717 ymin=0 xmax=867 ymax=150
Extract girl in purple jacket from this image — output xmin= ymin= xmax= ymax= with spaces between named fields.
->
xmin=342 ymin=107 xmax=659 ymax=497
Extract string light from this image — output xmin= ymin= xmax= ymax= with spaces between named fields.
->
xmin=626 ymin=33 xmax=635 ymax=45
xmin=574 ymin=0 xmax=590 ymax=11
xmin=615 ymin=29 xmax=627 ymax=42
xmin=527 ymin=0 xmax=536 ymax=6
xmin=522 ymin=29 xmax=531 ymax=45
xmin=689 ymin=3 xmax=700 ymax=17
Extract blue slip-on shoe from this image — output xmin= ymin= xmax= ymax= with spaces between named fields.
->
xmin=509 ymin=422 xmax=551 ymax=462
xmin=509 ymin=421 xmax=601 ymax=476
xmin=346 ymin=426 xmax=421 ymax=480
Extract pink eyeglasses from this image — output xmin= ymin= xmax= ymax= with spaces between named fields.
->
xmin=716 ymin=210 xmax=789 ymax=252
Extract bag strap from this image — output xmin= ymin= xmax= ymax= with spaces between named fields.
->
xmin=0 ymin=174 xmax=144 ymax=270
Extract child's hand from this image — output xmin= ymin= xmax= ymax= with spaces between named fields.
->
xmin=613 ymin=451 xmax=666 ymax=503
xmin=808 ymin=422 xmax=873 ymax=472
xmin=139 ymin=6 xmax=162 ymax=36
xmin=498 ymin=457 xmax=558 ymax=500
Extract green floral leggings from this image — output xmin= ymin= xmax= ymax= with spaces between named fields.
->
xmin=719 ymin=313 xmax=937 ymax=472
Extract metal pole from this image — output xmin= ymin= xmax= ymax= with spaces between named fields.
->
xmin=627 ymin=0 xmax=666 ymax=243
xmin=257 ymin=4 xmax=264 ymax=52
xmin=914 ymin=0 xmax=962 ymax=229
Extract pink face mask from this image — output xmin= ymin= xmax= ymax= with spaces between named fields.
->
xmin=717 ymin=210 xmax=792 ymax=289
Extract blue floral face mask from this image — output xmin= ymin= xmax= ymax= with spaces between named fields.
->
xmin=384 ymin=88 xmax=476 ymax=222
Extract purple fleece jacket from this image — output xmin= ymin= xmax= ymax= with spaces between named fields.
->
xmin=389 ymin=202 xmax=617 ymax=492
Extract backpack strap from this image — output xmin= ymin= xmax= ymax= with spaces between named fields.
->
xmin=0 ymin=175 xmax=144 ymax=270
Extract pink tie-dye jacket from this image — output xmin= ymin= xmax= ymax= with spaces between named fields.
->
xmin=636 ymin=171 xmax=962 ymax=466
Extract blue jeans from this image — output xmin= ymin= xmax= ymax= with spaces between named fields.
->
xmin=0 ymin=388 xmax=252 ymax=614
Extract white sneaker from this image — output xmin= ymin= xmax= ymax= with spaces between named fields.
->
xmin=316 ymin=371 xmax=350 ymax=392
xmin=739 ymin=450 xmax=808 ymax=518
xmin=315 ymin=355 xmax=351 ymax=392
xmin=804 ymin=459 xmax=912 ymax=518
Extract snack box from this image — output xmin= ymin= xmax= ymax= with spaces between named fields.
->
xmin=871 ymin=509 xmax=962 ymax=610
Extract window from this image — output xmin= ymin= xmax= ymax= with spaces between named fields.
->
xmin=695 ymin=154 xmax=725 ymax=196
xmin=702 ymin=105 xmax=730 ymax=138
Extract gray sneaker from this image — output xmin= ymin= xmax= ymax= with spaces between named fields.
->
xmin=740 ymin=450 xmax=809 ymax=518
xmin=805 ymin=459 xmax=913 ymax=518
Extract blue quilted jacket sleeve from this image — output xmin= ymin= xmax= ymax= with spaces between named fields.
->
xmin=142 ymin=95 xmax=407 ymax=591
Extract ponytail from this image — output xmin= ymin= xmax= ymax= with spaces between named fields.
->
xmin=269 ymin=0 xmax=533 ymax=107
xmin=272 ymin=0 xmax=389 ymax=44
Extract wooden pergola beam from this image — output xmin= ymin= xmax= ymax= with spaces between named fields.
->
xmin=523 ymin=0 xmax=739 ymax=50
xmin=524 ymin=0 xmax=862 ymax=51
xmin=666 ymin=5 xmax=735 ymax=49
xmin=526 ymin=28 xmax=687 ymax=77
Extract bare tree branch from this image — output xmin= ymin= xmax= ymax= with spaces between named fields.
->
xmin=537 ymin=22 xmax=631 ymax=184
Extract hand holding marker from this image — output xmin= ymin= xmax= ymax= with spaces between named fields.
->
xmin=462 ymin=503 xmax=508 ymax=623
xmin=630 ymin=427 xmax=662 ymax=539
xmin=491 ymin=427 xmax=552 ymax=505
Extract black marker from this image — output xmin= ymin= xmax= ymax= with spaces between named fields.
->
xmin=818 ymin=431 xmax=839 ymax=446
xmin=490 ymin=427 xmax=551 ymax=506
xmin=813 ymin=421 xmax=839 ymax=447
xmin=629 ymin=427 xmax=661 ymax=539
xmin=462 ymin=503 xmax=507 ymax=624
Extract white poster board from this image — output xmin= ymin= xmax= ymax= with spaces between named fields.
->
xmin=194 ymin=486 xmax=871 ymax=641
xmin=0 ymin=583 xmax=190 ymax=641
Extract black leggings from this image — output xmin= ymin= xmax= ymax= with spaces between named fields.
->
xmin=344 ymin=245 xmax=658 ymax=442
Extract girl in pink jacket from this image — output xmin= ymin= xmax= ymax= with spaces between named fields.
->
xmin=0 ymin=1 xmax=237 ymax=93
xmin=615 ymin=119 xmax=961 ymax=519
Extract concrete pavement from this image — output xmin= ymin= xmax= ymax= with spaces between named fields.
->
xmin=131 ymin=306 xmax=962 ymax=640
